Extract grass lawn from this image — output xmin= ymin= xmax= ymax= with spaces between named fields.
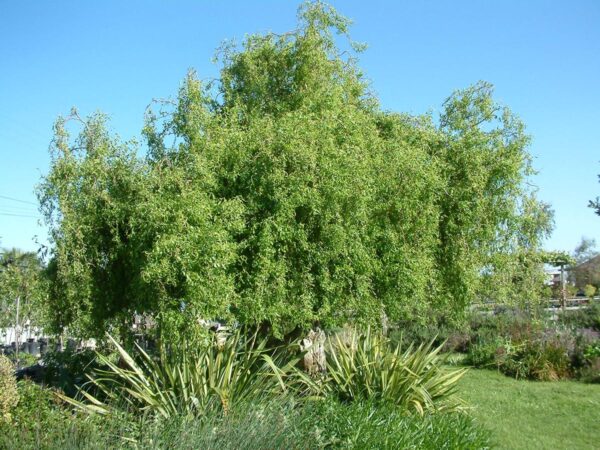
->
xmin=459 ymin=368 xmax=600 ymax=450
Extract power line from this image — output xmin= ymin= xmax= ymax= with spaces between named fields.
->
xmin=0 ymin=212 xmax=42 ymax=219
xmin=0 ymin=204 xmax=39 ymax=212
xmin=0 ymin=208 xmax=39 ymax=215
xmin=0 ymin=195 xmax=38 ymax=206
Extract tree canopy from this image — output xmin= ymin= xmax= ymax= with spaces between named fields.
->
xmin=38 ymin=1 xmax=552 ymax=340
xmin=568 ymin=237 xmax=600 ymax=289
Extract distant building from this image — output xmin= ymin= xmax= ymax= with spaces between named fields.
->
xmin=571 ymin=255 xmax=600 ymax=288
xmin=544 ymin=267 xmax=563 ymax=288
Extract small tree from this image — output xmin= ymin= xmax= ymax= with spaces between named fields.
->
xmin=0 ymin=249 xmax=47 ymax=350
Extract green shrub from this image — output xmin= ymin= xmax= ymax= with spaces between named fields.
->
xmin=558 ymin=302 xmax=600 ymax=331
xmin=469 ymin=330 xmax=574 ymax=381
xmin=584 ymin=341 xmax=600 ymax=359
xmin=577 ymin=342 xmax=600 ymax=383
xmin=42 ymin=347 xmax=99 ymax=396
xmin=584 ymin=284 xmax=597 ymax=298
xmin=464 ymin=340 xmax=499 ymax=367
xmin=578 ymin=357 xmax=600 ymax=383
xmin=390 ymin=312 xmax=471 ymax=352
xmin=498 ymin=339 xmax=571 ymax=381
xmin=464 ymin=311 xmax=583 ymax=381
xmin=318 ymin=329 xmax=465 ymax=413
xmin=0 ymin=354 xmax=18 ymax=423
xmin=9 ymin=352 xmax=38 ymax=369
xmin=8 ymin=380 xmax=72 ymax=433
xmin=0 ymin=379 xmax=129 ymax=450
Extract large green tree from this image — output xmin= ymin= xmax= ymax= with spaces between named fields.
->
xmin=38 ymin=2 xmax=551 ymax=340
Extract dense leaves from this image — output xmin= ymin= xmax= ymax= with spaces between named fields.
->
xmin=38 ymin=2 xmax=551 ymax=339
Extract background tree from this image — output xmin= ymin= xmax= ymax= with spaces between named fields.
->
xmin=0 ymin=248 xmax=47 ymax=345
xmin=589 ymin=171 xmax=600 ymax=216
xmin=572 ymin=237 xmax=598 ymax=264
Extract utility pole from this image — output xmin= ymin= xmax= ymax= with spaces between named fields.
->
xmin=560 ymin=263 xmax=567 ymax=311
xmin=15 ymin=295 xmax=20 ymax=363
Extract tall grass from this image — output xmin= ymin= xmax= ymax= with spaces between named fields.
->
xmin=1 ymin=394 xmax=491 ymax=450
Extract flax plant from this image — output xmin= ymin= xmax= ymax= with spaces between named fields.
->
xmin=308 ymin=329 xmax=466 ymax=414
xmin=58 ymin=330 xmax=292 ymax=420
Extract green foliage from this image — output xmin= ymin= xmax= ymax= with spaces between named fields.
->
xmin=495 ymin=334 xmax=573 ymax=381
xmin=389 ymin=310 xmax=472 ymax=352
xmin=463 ymin=310 xmax=600 ymax=381
xmin=0 ymin=354 xmax=18 ymax=423
xmin=316 ymin=329 xmax=466 ymax=413
xmin=465 ymin=339 xmax=500 ymax=368
xmin=0 ymin=379 xmax=126 ymax=450
xmin=541 ymin=249 xmax=575 ymax=266
xmin=8 ymin=351 xmax=38 ymax=369
xmin=0 ymin=386 xmax=491 ymax=450
xmin=142 ymin=399 xmax=309 ymax=450
xmin=584 ymin=284 xmax=597 ymax=298
xmin=61 ymin=330 xmax=293 ymax=420
xmin=42 ymin=348 xmax=99 ymax=397
xmin=298 ymin=399 xmax=490 ymax=450
xmin=105 ymin=399 xmax=490 ymax=450
xmin=578 ymin=341 xmax=600 ymax=383
xmin=38 ymin=1 xmax=551 ymax=339
xmin=558 ymin=301 xmax=600 ymax=331
xmin=578 ymin=357 xmax=600 ymax=383
xmin=583 ymin=341 xmax=600 ymax=359
xmin=9 ymin=379 xmax=64 ymax=426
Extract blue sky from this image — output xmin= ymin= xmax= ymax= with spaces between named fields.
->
xmin=1 ymin=0 xmax=599 ymax=254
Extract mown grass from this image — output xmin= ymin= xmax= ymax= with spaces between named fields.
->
xmin=459 ymin=368 xmax=600 ymax=450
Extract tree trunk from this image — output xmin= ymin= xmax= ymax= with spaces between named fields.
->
xmin=300 ymin=327 xmax=326 ymax=376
